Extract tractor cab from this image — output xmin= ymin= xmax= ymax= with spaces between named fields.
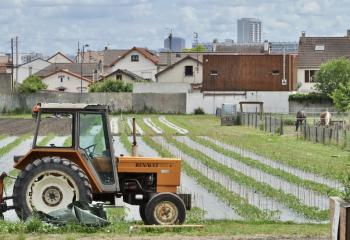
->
xmin=31 ymin=103 xmax=119 ymax=192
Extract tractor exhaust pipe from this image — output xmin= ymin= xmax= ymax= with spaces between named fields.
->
xmin=132 ymin=117 xmax=138 ymax=156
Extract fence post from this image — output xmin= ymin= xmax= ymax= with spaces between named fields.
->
xmin=315 ymin=126 xmax=318 ymax=143
xmin=270 ymin=113 xmax=272 ymax=133
xmin=280 ymin=115 xmax=284 ymax=135
xmin=322 ymin=127 xmax=326 ymax=144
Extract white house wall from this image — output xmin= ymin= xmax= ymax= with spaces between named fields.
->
xmin=42 ymin=72 xmax=90 ymax=92
xmin=15 ymin=59 xmax=51 ymax=84
xmin=157 ymin=59 xmax=203 ymax=84
xmin=186 ymin=92 xmax=290 ymax=114
xmin=297 ymin=68 xmax=318 ymax=93
xmin=133 ymin=82 xmax=191 ymax=93
xmin=110 ymin=50 xmax=157 ymax=81
xmin=48 ymin=54 xmax=72 ymax=64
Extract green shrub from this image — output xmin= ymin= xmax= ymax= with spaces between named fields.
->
xmin=89 ymin=79 xmax=132 ymax=92
xmin=288 ymin=92 xmax=332 ymax=103
xmin=17 ymin=75 xmax=47 ymax=93
xmin=193 ymin=107 xmax=205 ymax=115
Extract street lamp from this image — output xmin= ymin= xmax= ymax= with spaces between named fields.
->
xmin=80 ymin=43 xmax=89 ymax=93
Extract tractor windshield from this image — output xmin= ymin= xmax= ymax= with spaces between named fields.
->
xmin=79 ymin=112 xmax=114 ymax=185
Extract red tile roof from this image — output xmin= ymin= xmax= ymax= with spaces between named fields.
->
xmin=109 ymin=47 xmax=159 ymax=66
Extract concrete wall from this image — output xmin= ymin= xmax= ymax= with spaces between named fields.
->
xmin=187 ymin=91 xmax=290 ymax=114
xmin=0 ymin=74 xmax=12 ymax=94
xmin=289 ymin=100 xmax=335 ymax=113
xmin=133 ymin=82 xmax=191 ymax=93
xmin=133 ymin=93 xmax=186 ymax=113
xmin=0 ymin=92 xmax=187 ymax=114
xmin=157 ymin=58 xmax=203 ymax=84
xmin=0 ymin=92 xmax=132 ymax=112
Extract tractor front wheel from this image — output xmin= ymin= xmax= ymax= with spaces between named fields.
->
xmin=144 ymin=193 xmax=186 ymax=225
xmin=13 ymin=157 xmax=92 ymax=220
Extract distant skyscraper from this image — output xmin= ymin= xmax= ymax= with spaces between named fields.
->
xmin=164 ymin=36 xmax=186 ymax=52
xmin=237 ymin=18 xmax=262 ymax=43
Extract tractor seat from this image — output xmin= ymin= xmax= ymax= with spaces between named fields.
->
xmin=91 ymin=156 xmax=113 ymax=173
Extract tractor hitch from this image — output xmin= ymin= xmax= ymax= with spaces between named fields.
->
xmin=0 ymin=172 xmax=15 ymax=217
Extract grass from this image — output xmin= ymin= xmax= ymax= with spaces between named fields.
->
xmin=191 ymin=135 xmax=342 ymax=197
xmin=118 ymin=116 xmax=132 ymax=154
xmin=0 ymin=220 xmax=328 ymax=238
xmin=168 ymin=115 xmax=350 ymax=182
xmin=36 ymin=133 xmax=55 ymax=147
xmin=166 ymin=135 xmax=328 ymax=221
xmin=63 ymin=136 xmax=72 ymax=147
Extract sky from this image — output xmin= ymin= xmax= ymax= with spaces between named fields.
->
xmin=1 ymin=0 xmax=350 ymax=56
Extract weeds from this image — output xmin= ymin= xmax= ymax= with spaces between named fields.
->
xmin=0 ymin=134 xmax=31 ymax=158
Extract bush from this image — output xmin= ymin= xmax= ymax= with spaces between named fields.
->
xmin=288 ymin=92 xmax=332 ymax=103
xmin=193 ymin=107 xmax=205 ymax=115
xmin=89 ymin=79 xmax=133 ymax=92
xmin=17 ymin=75 xmax=47 ymax=93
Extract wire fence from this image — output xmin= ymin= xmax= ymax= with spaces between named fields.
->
xmin=240 ymin=113 xmax=284 ymax=135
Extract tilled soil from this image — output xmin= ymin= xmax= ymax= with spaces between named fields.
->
xmin=0 ymin=118 xmax=71 ymax=135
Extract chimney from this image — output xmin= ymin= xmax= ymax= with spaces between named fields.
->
xmin=301 ymin=31 xmax=306 ymax=37
xmin=347 ymin=30 xmax=350 ymax=37
xmin=263 ymin=40 xmax=269 ymax=53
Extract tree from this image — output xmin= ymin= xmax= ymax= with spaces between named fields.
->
xmin=315 ymin=57 xmax=350 ymax=96
xmin=89 ymin=79 xmax=133 ymax=92
xmin=18 ymin=75 xmax=47 ymax=93
xmin=332 ymin=82 xmax=350 ymax=112
xmin=182 ymin=44 xmax=207 ymax=52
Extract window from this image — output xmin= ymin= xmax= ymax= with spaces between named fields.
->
xmin=79 ymin=113 xmax=114 ymax=184
xmin=131 ymin=55 xmax=139 ymax=62
xmin=210 ymin=70 xmax=218 ymax=76
xmin=58 ymin=75 xmax=64 ymax=83
xmin=272 ymin=70 xmax=280 ymax=75
xmin=184 ymin=66 xmax=193 ymax=76
xmin=315 ymin=44 xmax=325 ymax=51
xmin=116 ymin=74 xmax=122 ymax=80
xmin=305 ymin=70 xmax=317 ymax=83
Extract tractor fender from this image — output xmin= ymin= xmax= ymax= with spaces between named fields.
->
xmin=13 ymin=148 xmax=102 ymax=193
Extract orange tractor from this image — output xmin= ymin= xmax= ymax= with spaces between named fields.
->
xmin=0 ymin=103 xmax=190 ymax=225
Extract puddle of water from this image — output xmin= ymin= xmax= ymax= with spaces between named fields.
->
xmin=201 ymin=136 xmax=342 ymax=190
xmin=153 ymin=136 xmax=314 ymax=223
xmin=178 ymin=136 xmax=329 ymax=210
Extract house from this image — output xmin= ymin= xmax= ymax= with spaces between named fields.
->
xmin=103 ymin=69 xmax=146 ymax=82
xmin=41 ymin=69 xmax=92 ymax=92
xmin=36 ymin=63 xmax=101 ymax=81
xmin=47 ymin=52 xmax=74 ymax=64
xmin=108 ymin=47 xmax=159 ymax=81
xmin=15 ymin=58 xmax=51 ymax=84
xmin=158 ymin=52 xmax=203 ymax=72
xmin=155 ymin=55 xmax=202 ymax=89
xmin=202 ymin=54 xmax=297 ymax=92
xmin=0 ymin=54 xmax=12 ymax=74
xmin=297 ymin=31 xmax=350 ymax=93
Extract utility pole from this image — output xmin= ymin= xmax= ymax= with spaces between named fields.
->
xmin=167 ymin=30 xmax=173 ymax=66
xmin=11 ymin=38 xmax=14 ymax=92
xmin=80 ymin=43 xmax=89 ymax=93
xmin=15 ymin=36 xmax=18 ymax=88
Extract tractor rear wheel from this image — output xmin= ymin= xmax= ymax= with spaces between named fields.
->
xmin=144 ymin=193 xmax=186 ymax=225
xmin=13 ymin=157 xmax=92 ymax=220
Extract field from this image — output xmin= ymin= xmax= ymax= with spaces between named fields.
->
xmin=0 ymin=113 xmax=347 ymax=239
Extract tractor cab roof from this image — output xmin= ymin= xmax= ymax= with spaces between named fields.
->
xmin=34 ymin=103 xmax=109 ymax=113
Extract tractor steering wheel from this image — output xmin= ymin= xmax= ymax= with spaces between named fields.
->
xmin=83 ymin=144 xmax=97 ymax=158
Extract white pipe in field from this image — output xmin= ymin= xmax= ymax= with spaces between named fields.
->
xmin=127 ymin=117 xmax=144 ymax=135
xmin=143 ymin=118 xmax=163 ymax=134
xmin=159 ymin=116 xmax=188 ymax=134
xmin=110 ymin=117 xmax=119 ymax=134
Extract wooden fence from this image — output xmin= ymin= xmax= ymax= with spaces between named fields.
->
xmin=240 ymin=113 xmax=284 ymax=135
xmin=300 ymin=123 xmax=349 ymax=148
